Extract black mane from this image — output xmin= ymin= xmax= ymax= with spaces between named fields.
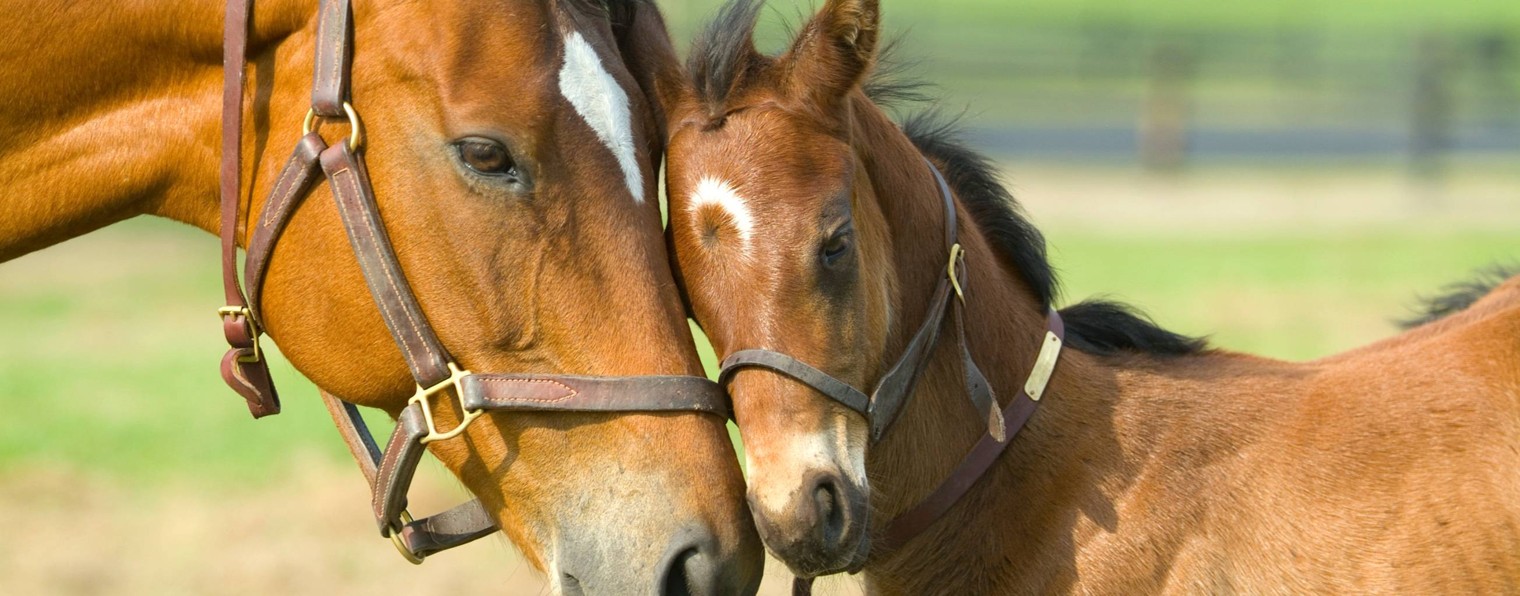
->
xmin=689 ymin=0 xmax=1206 ymax=357
xmin=901 ymin=113 xmax=1206 ymax=357
xmin=1401 ymin=264 xmax=1519 ymax=329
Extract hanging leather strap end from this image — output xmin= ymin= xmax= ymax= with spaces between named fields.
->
xmin=220 ymin=347 xmax=281 ymax=418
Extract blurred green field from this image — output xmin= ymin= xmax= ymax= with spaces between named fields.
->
xmin=664 ymin=0 xmax=1520 ymax=36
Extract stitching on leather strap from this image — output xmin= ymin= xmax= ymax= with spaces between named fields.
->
xmin=333 ymin=167 xmax=439 ymax=371
xmin=374 ymin=424 xmax=410 ymax=516
xmin=476 ymin=378 xmax=578 ymax=403
xmin=259 ymin=154 xmax=308 ymax=233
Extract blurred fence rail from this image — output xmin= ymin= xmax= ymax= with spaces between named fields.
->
xmin=662 ymin=1 xmax=1520 ymax=170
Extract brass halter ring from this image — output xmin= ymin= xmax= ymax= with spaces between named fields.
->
xmin=387 ymin=510 xmax=425 ymax=564
xmin=302 ymin=101 xmax=364 ymax=152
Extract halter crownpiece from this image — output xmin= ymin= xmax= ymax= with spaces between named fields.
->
xmin=217 ymin=0 xmax=730 ymax=563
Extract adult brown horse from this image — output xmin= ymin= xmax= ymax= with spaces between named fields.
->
xmin=0 ymin=0 xmax=762 ymax=593
xmin=661 ymin=0 xmax=1520 ymax=592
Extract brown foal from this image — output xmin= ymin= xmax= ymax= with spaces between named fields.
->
xmin=662 ymin=0 xmax=1520 ymax=592
xmin=0 ymin=0 xmax=762 ymax=592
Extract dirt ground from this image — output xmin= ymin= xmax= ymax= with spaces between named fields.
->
xmin=0 ymin=460 xmax=863 ymax=596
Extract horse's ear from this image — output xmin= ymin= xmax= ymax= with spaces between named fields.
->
xmin=780 ymin=0 xmax=880 ymax=109
xmin=610 ymin=0 xmax=687 ymax=141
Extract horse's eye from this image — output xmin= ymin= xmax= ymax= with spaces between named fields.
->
xmin=455 ymin=138 xmax=516 ymax=177
xmin=821 ymin=227 xmax=854 ymax=267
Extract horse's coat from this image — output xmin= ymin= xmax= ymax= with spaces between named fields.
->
xmin=0 ymin=1 xmax=762 ymax=591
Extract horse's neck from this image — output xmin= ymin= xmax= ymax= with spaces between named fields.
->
xmin=0 ymin=1 xmax=312 ymax=262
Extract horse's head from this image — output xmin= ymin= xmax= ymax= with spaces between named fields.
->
xmin=662 ymin=0 xmax=890 ymax=577
xmin=248 ymin=0 xmax=760 ymax=591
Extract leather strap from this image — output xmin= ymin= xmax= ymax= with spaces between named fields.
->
xmin=245 ymin=133 xmax=327 ymax=311
xmin=718 ymin=351 xmax=870 ymax=418
xmin=219 ymin=0 xmax=282 ymax=418
xmin=878 ymin=309 xmax=1065 ymax=552
xmin=311 ymin=0 xmax=353 ymax=117
xmin=462 ymin=374 xmax=732 ymax=417
xmin=320 ymin=143 xmax=456 ymax=388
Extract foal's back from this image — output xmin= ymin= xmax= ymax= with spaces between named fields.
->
xmin=1158 ymin=275 xmax=1520 ymax=591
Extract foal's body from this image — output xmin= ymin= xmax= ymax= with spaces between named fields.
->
xmin=663 ymin=0 xmax=1520 ymax=592
xmin=859 ymin=104 xmax=1520 ymax=596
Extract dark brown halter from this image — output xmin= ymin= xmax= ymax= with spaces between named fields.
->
xmin=717 ymin=160 xmax=1066 ymax=593
xmin=217 ymin=0 xmax=729 ymax=563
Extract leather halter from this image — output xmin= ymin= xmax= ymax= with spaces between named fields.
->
xmin=217 ymin=0 xmax=729 ymax=563
xmin=716 ymin=160 xmax=1066 ymax=592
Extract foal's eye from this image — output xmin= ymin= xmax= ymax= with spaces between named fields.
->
xmin=821 ymin=227 xmax=854 ymax=267
xmin=454 ymin=138 xmax=517 ymax=177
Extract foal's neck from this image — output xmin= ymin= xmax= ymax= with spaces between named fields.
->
xmin=848 ymin=96 xmax=1103 ymax=590
xmin=0 ymin=1 xmax=313 ymax=261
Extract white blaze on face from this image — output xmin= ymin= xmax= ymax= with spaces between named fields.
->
xmin=558 ymin=31 xmax=644 ymax=203
xmin=688 ymin=177 xmax=755 ymax=248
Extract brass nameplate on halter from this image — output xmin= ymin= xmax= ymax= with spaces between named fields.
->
xmin=1023 ymin=331 xmax=1063 ymax=401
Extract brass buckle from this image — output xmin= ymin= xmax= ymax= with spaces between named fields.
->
xmin=217 ymin=306 xmax=263 ymax=363
xmin=946 ymin=243 xmax=966 ymax=301
xmin=410 ymin=362 xmax=483 ymax=444
xmin=303 ymin=101 xmax=364 ymax=152
xmin=386 ymin=510 xmax=425 ymax=565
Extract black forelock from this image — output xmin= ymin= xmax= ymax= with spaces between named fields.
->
xmin=688 ymin=0 xmax=766 ymax=112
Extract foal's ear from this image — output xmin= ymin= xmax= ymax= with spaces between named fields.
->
xmin=780 ymin=0 xmax=880 ymax=109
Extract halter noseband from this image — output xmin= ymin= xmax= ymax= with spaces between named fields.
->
xmin=716 ymin=158 xmax=1067 ymax=586
xmin=217 ymin=0 xmax=728 ymax=563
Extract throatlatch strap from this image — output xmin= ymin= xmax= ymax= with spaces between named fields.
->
xmin=218 ymin=0 xmax=281 ymax=418
xmin=879 ymin=309 xmax=1065 ymax=552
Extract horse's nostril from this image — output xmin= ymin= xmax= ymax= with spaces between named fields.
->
xmin=561 ymin=573 xmax=586 ymax=596
xmin=659 ymin=547 xmax=698 ymax=596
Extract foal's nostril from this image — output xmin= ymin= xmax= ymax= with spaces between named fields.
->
xmin=814 ymin=479 xmax=844 ymax=546
xmin=804 ymin=471 xmax=856 ymax=556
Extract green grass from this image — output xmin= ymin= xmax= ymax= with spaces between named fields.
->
xmin=2 ymin=209 xmax=1517 ymax=487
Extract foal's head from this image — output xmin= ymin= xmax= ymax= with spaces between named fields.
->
xmin=247 ymin=0 xmax=758 ymax=590
xmin=663 ymin=0 xmax=897 ymax=575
